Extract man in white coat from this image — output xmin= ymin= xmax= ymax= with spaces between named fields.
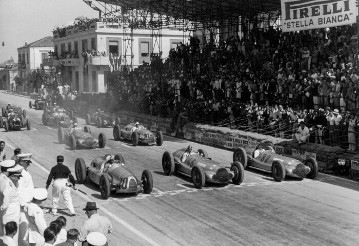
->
xmin=295 ymin=121 xmax=310 ymax=144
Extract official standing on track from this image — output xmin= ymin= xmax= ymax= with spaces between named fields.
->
xmin=45 ymin=155 xmax=76 ymax=216
xmin=0 ymin=141 xmax=7 ymax=161
xmin=0 ymin=160 xmax=16 ymax=236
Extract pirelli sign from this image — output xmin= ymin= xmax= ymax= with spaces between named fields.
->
xmin=281 ymin=0 xmax=358 ymax=32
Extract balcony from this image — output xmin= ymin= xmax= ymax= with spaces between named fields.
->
xmin=59 ymin=58 xmax=80 ymax=66
xmin=88 ymin=56 xmax=110 ymax=66
xmin=42 ymin=58 xmax=53 ymax=67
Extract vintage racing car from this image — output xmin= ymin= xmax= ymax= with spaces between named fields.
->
xmin=0 ymin=107 xmax=30 ymax=131
xmin=42 ymin=106 xmax=77 ymax=127
xmin=58 ymin=126 xmax=106 ymax=150
xmin=29 ymin=96 xmax=46 ymax=110
xmin=233 ymin=140 xmax=318 ymax=182
xmin=113 ymin=122 xmax=163 ymax=146
xmin=162 ymin=147 xmax=244 ymax=189
xmin=2 ymin=105 xmax=27 ymax=118
xmin=74 ymin=153 xmax=153 ymax=199
xmin=86 ymin=109 xmax=120 ymax=128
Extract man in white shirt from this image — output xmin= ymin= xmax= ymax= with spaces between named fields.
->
xmin=295 ymin=121 xmax=310 ymax=144
xmin=0 ymin=221 xmax=18 ymax=246
xmin=0 ymin=160 xmax=15 ymax=236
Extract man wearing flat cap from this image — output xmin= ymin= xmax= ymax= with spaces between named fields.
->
xmin=79 ymin=202 xmax=112 ymax=246
xmin=46 ymin=155 xmax=76 ymax=216
xmin=0 ymin=160 xmax=15 ymax=236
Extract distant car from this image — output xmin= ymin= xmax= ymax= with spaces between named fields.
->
xmin=2 ymin=105 xmax=27 ymax=118
xmin=162 ymin=148 xmax=244 ymax=189
xmin=57 ymin=126 xmax=106 ymax=150
xmin=74 ymin=153 xmax=153 ymax=199
xmin=29 ymin=97 xmax=46 ymax=110
xmin=113 ymin=122 xmax=163 ymax=146
xmin=42 ymin=106 xmax=76 ymax=127
xmin=0 ymin=110 xmax=30 ymax=132
xmin=233 ymin=140 xmax=318 ymax=182
xmin=86 ymin=110 xmax=120 ymax=128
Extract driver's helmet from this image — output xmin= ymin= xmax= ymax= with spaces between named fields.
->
xmin=73 ymin=123 xmax=78 ymax=128
xmin=105 ymin=154 xmax=114 ymax=163
xmin=135 ymin=122 xmax=139 ymax=127
xmin=186 ymin=145 xmax=193 ymax=153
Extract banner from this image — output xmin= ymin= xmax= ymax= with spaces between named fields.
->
xmin=292 ymin=148 xmax=317 ymax=160
xmin=281 ymin=0 xmax=357 ymax=32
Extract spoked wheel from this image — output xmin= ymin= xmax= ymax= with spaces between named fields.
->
xmin=113 ymin=125 xmax=121 ymax=141
xmin=100 ymin=175 xmax=111 ymax=199
xmin=231 ymin=161 xmax=244 ymax=185
xmin=132 ymin=132 xmax=139 ymax=146
xmin=191 ymin=166 xmax=205 ymax=189
xmin=233 ymin=148 xmax=248 ymax=169
xmin=141 ymin=169 xmax=153 ymax=194
xmin=156 ymin=131 xmax=163 ymax=146
xmin=98 ymin=133 xmax=106 ymax=148
xmin=162 ymin=151 xmax=175 ymax=175
xmin=305 ymin=157 xmax=318 ymax=179
xmin=75 ymin=158 xmax=87 ymax=184
xmin=272 ymin=161 xmax=286 ymax=182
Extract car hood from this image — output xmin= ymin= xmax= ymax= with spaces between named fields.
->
xmin=136 ymin=129 xmax=154 ymax=135
xmin=107 ymin=164 xmax=136 ymax=180
xmin=173 ymin=148 xmax=226 ymax=170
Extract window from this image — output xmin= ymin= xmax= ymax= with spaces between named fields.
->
xmin=54 ymin=45 xmax=58 ymax=55
xmin=74 ymin=41 xmax=78 ymax=56
xmin=82 ymin=39 xmax=88 ymax=52
xmin=68 ymin=71 xmax=72 ymax=84
xmin=18 ymin=54 xmax=21 ymax=63
xmin=60 ymin=43 xmax=65 ymax=56
xmin=171 ymin=42 xmax=181 ymax=50
xmin=91 ymin=38 xmax=96 ymax=51
xmin=108 ymin=41 xmax=118 ymax=56
xmin=92 ymin=71 xmax=97 ymax=92
xmin=41 ymin=53 xmax=48 ymax=63
xmin=140 ymin=42 xmax=149 ymax=57
xmin=83 ymin=70 xmax=89 ymax=92
xmin=68 ymin=42 xmax=72 ymax=53
xmin=21 ymin=54 xmax=25 ymax=63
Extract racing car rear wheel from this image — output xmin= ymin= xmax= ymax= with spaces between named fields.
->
xmin=86 ymin=114 xmax=91 ymax=125
xmin=97 ymin=117 xmax=102 ymax=128
xmin=98 ymin=133 xmax=106 ymax=148
xmin=231 ymin=161 xmax=244 ymax=185
xmin=69 ymin=135 xmax=77 ymax=150
xmin=84 ymin=126 xmax=91 ymax=134
xmin=162 ymin=151 xmax=175 ymax=175
xmin=132 ymin=132 xmax=139 ymax=146
xmin=58 ymin=127 xmax=65 ymax=143
xmin=156 ymin=131 xmax=163 ymax=146
xmin=113 ymin=125 xmax=121 ymax=141
xmin=198 ymin=149 xmax=208 ymax=158
xmin=191 ymin=166 xmax=206 ymax=189
xmin=114 ymin=153 xmax=125 ymax=164
xmin=115 ymin=117 xmax=121 ymax=125
xmin=233 ymin=147 xmax=248 ymax=169
xmin=4 ymin=120 xmax=9 ymax=132
xmin=29 ymin=101 xmax=32 ymax=109
xmin=100 ymin=175 xmax=111 ymax=199
xmin=75 ymin=158 xmax=87 ymax=184
xmin=22 ymin=109 xmax=26 ymax=118
xmin=305 ymin=157 xmax=318 ymax=179
xmin=141 ymin=169 xmax=153 ymax=194
xmin=26 ymin=119 xmax=30 ymax=130
xmin=272 ymin=161 xmax=286 ymax=182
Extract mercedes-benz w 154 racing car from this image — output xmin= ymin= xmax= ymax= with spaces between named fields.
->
xmin=233 ymin=140 xmax=318 ymax=182
xmin=74 ymin=153 xmax=153 ymax=199
xmin=113 ymin=122 xmax=163 ymax=146
xmin=162 ymin=147 xmax=244 ymax=189
xmin=29 ymin=97 xmax=46 ymax=110
xmin=42 ymin=106 xmax=77 ymax=127
xmin=0 ymin=107 xmax=30 ymax=131
xmin=58 ymin=126 xmax=106 ymax=150
xmin=86 ymin=109 xmax=120 ymax=128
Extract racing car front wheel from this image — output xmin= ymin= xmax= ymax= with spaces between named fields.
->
xmin=100 ymin=175 xmax=111 ymax=199
xmin=231 ymin=161 xmax=244 ymax=185
xmin=272 ymin=161 xmax=286 ymax=182
xmin=233 ymin=148 xmax=248 ymax=169
xmin=141 ymin=169 xmax=153 ymax=194
xmin=4 ymin=120 xmax=9 ymax=132
xmin=75 ymin=158 xmax=87 ymax=184
xmin=191 ymin=166 xmax=206 ymax=189
xmin=29 ymin=101 xmax=32 ymax=109
xmin=58 ymin=127 xmax=65 ymax=143
xmin=98 ymin=133 xmax=106 ymax=148
xmin=156 ymin=131 xmax=163 ymax=146
xmin=162 ymin=151 xmax=175 ymax=175
xmin=132 ymin=132 xmax=139 ymax=146
xmin=69 ymin=135 xmax=77 ymax=150
xmin=304 ymin=157 xmax=318 ymax=179
xmin=113 ymin=125 xmax=121 ymax=141
xmin=26 ymin=119 xmax=30 ymax=130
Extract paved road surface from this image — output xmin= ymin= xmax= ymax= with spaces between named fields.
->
xmin=1 ymin=91 xmax=358 ymax=246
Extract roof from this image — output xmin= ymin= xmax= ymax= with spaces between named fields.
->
xmin=98 ymin=0 xmax=281 ymax=27
xmin=18 ymin=36 xmax=53 ymax=49
xmin=0 ymin=57 xmax=15 ymax=68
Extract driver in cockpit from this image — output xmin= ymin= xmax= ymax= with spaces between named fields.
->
xmin=101 ymin=154 xmax=115 ymax=173
xmin=253 ymin=142 xmax=275 ymax=158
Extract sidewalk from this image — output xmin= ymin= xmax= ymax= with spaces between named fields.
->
xmin=1 ymin=90 xmax=30 ymax=98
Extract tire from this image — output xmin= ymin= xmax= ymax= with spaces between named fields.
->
xmin=272 ymin=161 xmax=286 ymax=182
xmin=97 ymin=117 xmax=102 ymax=128
xmin=58 ymin=127 xmax=65 ymax=143
xmin=233 ymin=147 xmax=248 ymax=169
xmin=69 ymin=134 xmax=77 ymax=150
xmin=4 ymin=120 xmax=9 ymax=132
xmin=198 ymin=149 xmax=208 ymax=158
xmin=191 ymin=166 xmax=206 ymax=189
xmin=22 ymin=109 xmax=26 ymax=118
xmin=231 ymin=161 xmax=244 ymax=185
xmin=305 ymin=157 xmax=318 ymax=179
xmin=113 ymin=125 xmax=121 ymax=141
xmin=131 ymin=131 xmax=139 ymax=146
xmin=115 ymin=117 xmax=121 ymax=125
xmin=156 ymin=131 xmax=163 ymax=146
xmin=86 ymin=114 xmax=91 ymax=125
xmin=26 ymin=119 xmax=30 ymax=130
xmin=84 ymin=126 xmax=91 ymax=134
xmin=141 ymin=169 xmax=153 ymax=194
xmin=98 ymin=133 xmax=106 ymax=148
xmin=29 ymin=101 xmax=32 ymax=109
xmin=100 ymin=174 xmax=111 ymax=199
xmin=2 ymin=107 xmax=5 ymax=117
xmin=75 ymin=158 xmax=87 ymax=184
xmin=114 ymin=153 xmax=125 ymax=164
xmin=162 ymin=151 xmax=175 ymax=175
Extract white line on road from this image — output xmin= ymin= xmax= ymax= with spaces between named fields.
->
xmin=121 ymin=144 xmax=130 ymax=148
xmin=2 ymin=139 xmax=161 ymax=246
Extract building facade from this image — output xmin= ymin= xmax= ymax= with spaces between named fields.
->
xmin=50 ymin=20 xmax=185 ymax=93
xmin=0 ymin=68 xmax=18 ymax=91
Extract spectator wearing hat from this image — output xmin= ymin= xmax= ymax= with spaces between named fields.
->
xmin=1 ymin=164 xmax=23 ymax=243
xmin=43 ymin=227 xmax=57 ymax=246
xmin=86 ymin=232 xmax=107 ymax=246
xmin=10 ymin=148 xmax=21 ymax=164
xmin=78 ymin=202 xmax=112 ymax=245
xmin=0 ymin=160 xmax=15 ymax=236
xmin=45 ymin=155 xmax=76 ymax=216
xmin=56 ymin=228 xmax=79 ymax=246
xmin=295 ymin=121 xmax=310 ymax=144
xmin=0 ymin=141 xmax=6 ymax=161
xmin=24 ymin=188 xmax=48 ymax=246
xmin=0 ymin=221 xmax=18 ymax=246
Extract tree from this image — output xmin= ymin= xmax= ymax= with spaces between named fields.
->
xmin=14 ymin=75 xmax=25 ymax=87
xmin=27 ymin=69 xmax=46 ymax=92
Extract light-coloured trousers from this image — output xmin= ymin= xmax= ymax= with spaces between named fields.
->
xmin=52 ymin=179 xmax=75 ymax=214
